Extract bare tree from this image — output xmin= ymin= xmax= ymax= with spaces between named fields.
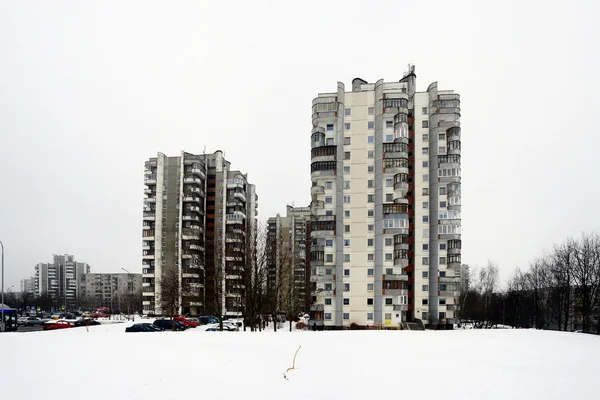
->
xmin=264 ymin=225 xmax=294 ymax=332
xmin=548 ymin=239 xmax=576 ymax=331
xmin=572 ymin=233 xmax=600 ymax=333
xmin=478 ymin=261 xmax=499 ymax=328
xmin=507 ymin=267 xmax=528 ymax=328
xmin=211 ymin=234 xmax=225 ymax=331
xmin=159 ymin=265 xmax=180 ymax=323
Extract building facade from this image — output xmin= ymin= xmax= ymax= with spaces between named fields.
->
xmin=267 ymin=205 xmax=311 ymax=314
xmin=309 ymin=66 xmax=462 ymax=328
xmin=20 ymin=277 xmax=35 ymax=294
xmin=33 ymin=254 xmax=90 ymax=310
xmin=142 ymin=150 xmax=257 ymax=317
xmin=80 ymin=272 xmax=142 ymax=311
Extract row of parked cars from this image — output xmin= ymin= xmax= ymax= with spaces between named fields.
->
xmin=125 ymin=315 xmax=241 ymax=332
xmin=16 ymin=315 xmax=102 ymax=330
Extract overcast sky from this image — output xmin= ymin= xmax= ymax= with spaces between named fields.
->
xmin=0 ymin=0 xmax=598 ymax=289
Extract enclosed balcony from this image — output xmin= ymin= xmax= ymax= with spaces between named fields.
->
xmin=447 ymin=239 xmax=461 ymax=255
xmin=311 ymin=129 xmax=326 ymax=149
xmin=384 ymin=273 xmax=409 ymax=282
xmin=394 ymin=234 xmax=409 ymax=251
xmin=447 ymin=138 xmax=461 ymax=155
xmin=382 ymin=96 xmax=409 ymax=116
xmin=393 ymin=173 xmax=409 ymax=199
xmin=447 ymin=253 xmax=462 ymax=267
xmin=310 ymin=304 xmax=324 ymax=312
xmin=227 ymin=178 xmax=245 ymax=189
xmin=393 ymin=249 xmax=409 ymax=267
xmin=311 ymin=184 xmax=325 ymax=196
xmin=393 ymin=304 xmax=408 ymax=312
xmin=311 ymin=161 xmax=336 ymax=179
xmin=438 ymin=223 xmax=461 ymax=240
xmin=311 ymin=145 xmax=336 ymax=162
xmin=310 ymin=245 xmax=325 ymax=267
xmin=383 ymin=142 xmax=409 ymax=159
xmin=438 ymin=154 xmax=461 ymax=167
xmin=145 ymin=174 xmax=157 ymax=185
xmin=382 ymin=157 xmax=409 ymax=175
xmin=226 ymin=213 xmax=245 ymax=224
xmin=311 ymin=99 xmax=338 ymax=125
xmin=383 ymin=203 xmax=408 ymax=215
xmin=438 ymin=166 xmax=461 ymax=184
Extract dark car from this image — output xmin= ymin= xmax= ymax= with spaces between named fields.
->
xmin=199 ymin=315 xmax=219 ymax=325
xmin=73 ymin=318 xmax=101 ymax=327
xmin=153 ymin=319 xmax=187 ymax=331
xmin=126 ymin=323 xmax=164 ymax=332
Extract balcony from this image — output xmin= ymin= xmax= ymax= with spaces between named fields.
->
xmin=189 ymin=187 xmax=204 ymax=196
xmin=191 ymin=167 xmax=206 ymax=180
xmin=186 ymin=206 xmax=202 ymax=214
xmin=183 ymin=196 xmax=201 ymax=204
xmin=383 ymin=288 xmax=408 ymax=296
xmin=314 ymin=289 xmax=334 ymax=297
xmin=310 ymin=304 xmax=324 ymax=312
xmin=382 ymin=158 xmax=409 ymax=175
xmin=182 ymin=215 xmax=201 ymax=222
xmin=393 ymin=304 xmax=408 ymax=312
xmin=142 ymin=212 xmax=156 ymax=221
xmin=227 ymin=178 xmax=245 ymax=189
xmin=226 ymin=213 xmax=245 ymax=224
xmin=184 ymin=177 xmax=202 ymax=185
xmin=188 ymin=244 xmax=204 ymax=251
xmin=143 ymin=188 xmax=153 ymax=195
xmin=384 ymin=273 xmax=409 ymax=282
xmin=383 ymin=142 xmax=409 ymax=159
xmin=234 ymin=192 xmax=246 ymax=203
xmin=311 ymin=185 xmax=325 ymax=196
xmin=447 ymin=239 xmax=461 ymax=255
xmin=311 ymin=145 xmax=337 ymax=162
xmin=142 ymin=268 xmax=155 ymax=275
xmin=438 ymin=154 xmax=461 ymax=167
xmin=145 ymin=174 xmax=157 ymax=185
xmin=145 ymin=197 xmax=156 ymax=203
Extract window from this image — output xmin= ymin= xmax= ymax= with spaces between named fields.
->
xmin=325 ymin=211 xmax=332 ymax=218
xmin=367 ymin=313 xmax=374 ymax=320
xmin=386 ymin=268 xmax=393 ymax=275
xmin=344 ymin=283 xmax=350 ymax=291
xmin=326 ymin=269 xmax=332 ymax=276
xmin=368 ymin=107 xmax=374 ymax=115
xmin=344 ymin=166 xmax=350 ymax=173
xmin=367 ymin=194 xmax=374 ymax=203
xmin=422 ymin=271 xmax=429 ymax=278
xmin=385 ymin=238 xmax=392 ymax=246
xmin=440 ymin=271 xmax=446 ymax=277
xmin=385 ymin=253 xmax=393 ymax=261
xmin=326 ymin=239 xmax=333 ymax=247
xmin=368 ymin=135 xmax=374 ymax=143
xmin=327 ymin=124 xmax=334 ymax=131
xmin=422 ymin=188 xmax=429 ymax=196
xmin=367 ymin=283 xmax=374 ymax=291
xmin=439 ymin=243 xmax=446 ymax=250
xmin=385 ymin=313 xmax=392 ymax=320
xmin=422 ymin=134 xmax=429 ymax=141
xmin=344 ymin=269 xmax=350 ymax=276
xmin=368 ymin=165 xmax=374 ymax=173
xmin=386 ymin=193 xmax=393 ymax=202
xmin=325 ymin=298 xmax=332 ymax=305
xmin=368 ymin=254 xmax=374 ymax=261
xmin=423 ymin=174 xmax=429 ymax=182
xmin=422 ymin=121 xmax=429 ymax=128
xmin=344 ymin=225 xmax=350 ymax=233
xmin=368 ymin=224 xmax=374 ymax=231
xmin=344 ymin=239 xmax=350 ymax=247
xmin=344 ymin=151 xmax=351 ymax=160
xmin=344 ymin=137 xmax=351 ymax=145
xmin=325 ymin=196 xmax=332 ymax=204
xmin=326 ymin=181 xmax=333 ymax=189
xmin=368 ymin=209 xmax=374 ymax=217
xmin=325 ymin=313 xmax=332 ymax=320
xmin=343 ymin=313 xmax=350 ymax=320
xmin=345 ymin=123 xmax=351 ymax=130
xmin=439 ymin=187 xmax=446 ymax=195
xmin=343 ymin=298 xmax=350 ymax=305
xmin=423 ymin=215 xmax=429 ymax=223
xmin=423 ymin=161 xmax=429 ymax=168
xmin=422 ymin=257 xmax=429 ymax=265
xmin=422 ymin=147 xmax=429 ymax=155
xmin=368 ymin=150 xmax=374 ymax=158
xmin=368 ymin=121 xmax=375 ymax=130
xmin=386 ymin=134 xmax=393 ymax=142
xmin=439 ymin=133 xmax=445 ymax=140
xmin=344 ymin=180 xmax=350 ymax=189
xmin=422 ymin=107 xmax=428 ymax=115
xmin=326 ymin=138 xmax=333 ymax=145
xmin=422 ymin=243 xmax=429 ymax=251
xmin=422 ymin=299 xmax=429 ymax=305
xmin=422 ymin=285 xmax=429 ymax=291
xmin=325 ymin=283 xmax=332 ymax=290
xmin=367 ymin=298 xmax=374 ymax=306
xmin=344 ymin=108 xmax=351 ymax=116
xmin=439 ymin=201 xmax=448 ymax=208
xmin=367 ymin=268 xmax=374 ymax=276
xmin=439 ymin=257 xmax=447 ymax=265
xmin=422 ymin=312 xmax=429 ymax=320
xmin=386 ymin=178 xmax=393 ymax=187
xmin=367 ymin=239 xmax=374 ymax=246
xmin=344 ymin=210 xmax=350 ymax=218
xmin=439 ymin=312 xmax=446 ymax=320
xmin=344 ymin=195 xmax=351 ymax=203
xmin=386 ymin=120 xmax=393 ymax=128
xmin=326 ymin=254 xmax=333 ymax=262
xmin=344 ymin=254 xmax=350 ymax=262
xmin=368 ymin=180 xmax=374 ymax=188
xmin=385 ymin=298 xmax=393 ymax=305
xmin=422 ymin=201 xmax=429 ymax=209
xmin=439 ymin=146 xmax=446 ymax=154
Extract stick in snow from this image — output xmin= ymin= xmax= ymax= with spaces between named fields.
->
xmin=283 ymin=345 xmax=302 ymax=380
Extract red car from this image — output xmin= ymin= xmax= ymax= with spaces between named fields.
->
xmin=174 ymin=316 xmax=197 ymax=328
xmin=42 ymin=320 xmax=74 ymax=330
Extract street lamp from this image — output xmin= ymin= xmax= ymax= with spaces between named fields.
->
xmin=121 ymin=268 xmax=135 ymax=321
xmin=1 ymin=240 xmax=5 ymax=332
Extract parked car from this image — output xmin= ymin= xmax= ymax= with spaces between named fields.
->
xmin=199 ymin=315 xmax=219 ymax=325
xmin=126 ymin=323 xmax=164 ymax=332
xmin=174 ymin=316 xmax=198 ymax=328
xmin=42 ymin=320 xmax=74 ymax=330
xmin=153 ymin=319 xmax=187 ymax=331
xmin=21 ymin=317 xmax=42 ymax=326
xmin=73 ymin=318 xmax=101 ymax=327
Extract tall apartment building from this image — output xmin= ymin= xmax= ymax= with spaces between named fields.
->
xmin=309 ymin=65 xmax=462 ymax=328
xmin=33 ymin=254 xmax=90 ymax=310
xmin=80 ymin=272 xmax=142 ymax=310
xmin=266 ymin=205 xmax=311 ymax=313
xmin=20 ymin=277 xmax=35 ymax=294
xmin=142 ymin=150 xmax=258 ymax=317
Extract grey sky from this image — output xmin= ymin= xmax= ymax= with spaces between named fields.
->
xmin=1 ymin=0 xmax=598 ymax=289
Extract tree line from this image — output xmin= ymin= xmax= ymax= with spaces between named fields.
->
xmin=460 ymin=233 xmax=600 ymax=333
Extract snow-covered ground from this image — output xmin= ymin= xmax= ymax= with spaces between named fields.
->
xmin=2 ymin=323 xmax=599 ymax=400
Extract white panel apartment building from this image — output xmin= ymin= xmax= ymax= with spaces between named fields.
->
xmin=309 ymin=66 xmax=462 ymax=329
xmin=33 ymin=254 xmax=90 ymax=310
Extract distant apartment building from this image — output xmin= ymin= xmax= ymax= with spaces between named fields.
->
xmin=80 ymin=272 xmax=142 ymax=310
xmin=308 ymin=65 xmax=462 ymax=328
xmin=266 ymin=205 xmax=311 ymax=313
xmin=142 ymin=150 xmax=258 ymax=317
xmin=20 ymin=277 xmax=35 ymax=294
xmin=33 ymin=254 xmax=90 ymax=310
